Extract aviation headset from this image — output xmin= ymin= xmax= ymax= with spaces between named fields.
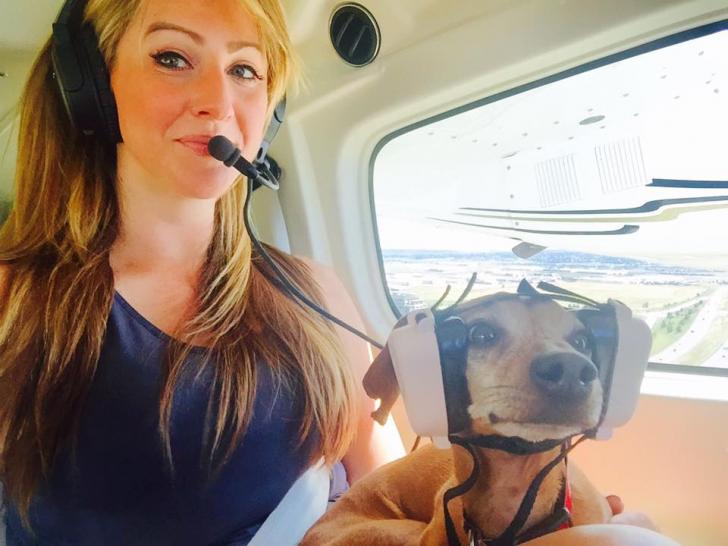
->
xmin=386 ymin=279 xmax=652 ymax=448
xmin=50 ymin=0 xmax=286 ymax=183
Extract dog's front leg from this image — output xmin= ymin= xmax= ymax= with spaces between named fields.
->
xmin=302 ymin=447 xmax=450 ymax=546
xmin=301 ymin=491 xmax=427 ymax=546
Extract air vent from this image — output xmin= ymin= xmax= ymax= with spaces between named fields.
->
xmin=330 ymin=4 xmax=380 ymax=67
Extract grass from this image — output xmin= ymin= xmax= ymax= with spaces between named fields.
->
xmin=677 ymin=297 xmax=728 ymax=365
xmin=540 ymin=281 xmax=709 ymax=312
xmin=399 ymin=280 xmax=709 ymax=313
xmin=650 ymin=300 xmax=706 ymax=355
xmin=677 ymin=317 xmax=728 ymax=365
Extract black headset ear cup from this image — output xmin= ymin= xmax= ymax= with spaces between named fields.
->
xmin=435 ymin=316 xmax=472 ymax=434
xmin=78 ymin=24 xmax=121 ymax=143
xmin=436 ymin=316 xmax=468 ymax=354
xmin=51 ymin=0 xmax=121 ymax=144
xmin=576 ymin=307 xmax=617 ymax=376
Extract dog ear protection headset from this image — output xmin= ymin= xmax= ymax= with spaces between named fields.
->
xmin=386 ymin=278 xmax=652 ymax=448
xmin=50 ymin=0 xmax=287 ymax=190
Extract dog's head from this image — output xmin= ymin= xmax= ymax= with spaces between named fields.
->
xmin=364 ymin=292 xmax=605 ymax=443
xmin=455 ymin=293 xmax=603 ymax=442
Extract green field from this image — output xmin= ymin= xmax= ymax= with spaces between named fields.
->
xmin=678 ymin=298 xmax=728 ymax=365
xmin=400 ymin=280 xmax=709 ymax=313
xmin=649 ymin=300 xmax=706 ymax=355
xmin=532 ymin=281 xmax=709 ymax=312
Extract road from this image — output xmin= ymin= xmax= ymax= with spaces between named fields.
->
xmin=651 ymin=286 xmax=728 ymax=365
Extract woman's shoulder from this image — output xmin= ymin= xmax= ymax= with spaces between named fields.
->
xmin=296 ymin=256 xmax=339 ymax=289
xmin=294 ymin=256 xmax=367 ymax=331
xmin=296 ymin=257 xmax=353 ymax=308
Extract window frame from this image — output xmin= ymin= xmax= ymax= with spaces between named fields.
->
xmin=369 ymin=19 xmax=728 ymax=378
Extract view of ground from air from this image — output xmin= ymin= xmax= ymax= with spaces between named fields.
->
xmin=382 ymin=249 xmax=728 ymax=369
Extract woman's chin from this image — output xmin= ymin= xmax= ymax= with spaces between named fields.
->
xmin=175 ymin=172 xmax=241 ymax=201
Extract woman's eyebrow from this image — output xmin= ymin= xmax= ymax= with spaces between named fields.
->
xmin=144 ymin=21 xmax=262 ymax=53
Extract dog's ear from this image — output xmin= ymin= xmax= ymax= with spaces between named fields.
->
xmin=363 ymin=344 xmax=400 ymax=425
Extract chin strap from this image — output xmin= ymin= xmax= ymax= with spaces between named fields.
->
xmin=444 ymin=434 xmax=588 ymax=546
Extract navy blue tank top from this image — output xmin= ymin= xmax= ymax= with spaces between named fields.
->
xmin=4 ymin=292 xmax=319 ymax=545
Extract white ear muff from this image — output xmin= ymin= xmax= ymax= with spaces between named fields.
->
xmin=387 ymin=309 xmax=451 ymax=448
xmin=595 ymin=300 xmax=652 ymax=439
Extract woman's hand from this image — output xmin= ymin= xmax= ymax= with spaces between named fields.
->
xmin=606 ymin=494 xmax=660 ymax=532
xmin=522 ymin=524 xmax=681 ymax=545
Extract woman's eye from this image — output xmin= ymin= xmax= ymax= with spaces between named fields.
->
xmin=230 ymin=64 xmax=261 ymax=81
xmin=151 ymin=51 xmax=190 ymax=70
xmin=571 ymin=333 xmax=591 ymax=353
xmin=468 ymin=322 xmax=498 ymax=346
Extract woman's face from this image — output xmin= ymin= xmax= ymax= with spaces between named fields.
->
xmin=111 ymin=0 xmax=269 ymax=201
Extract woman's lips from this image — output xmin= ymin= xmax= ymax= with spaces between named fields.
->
xmin=176 ymin=136 xmax=212 ymax=156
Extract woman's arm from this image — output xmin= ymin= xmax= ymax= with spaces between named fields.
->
xmin=522 ymin=525 xmax=680 ymax=546
xmin=301 ymin=258 xmax=405 ymax=483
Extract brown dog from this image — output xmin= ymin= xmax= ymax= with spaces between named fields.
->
xmin=302 ymin=292 xmax=612 ymax=546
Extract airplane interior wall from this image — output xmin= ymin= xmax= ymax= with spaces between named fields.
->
xmin=273 ymin=2 xmax=728 ymax=544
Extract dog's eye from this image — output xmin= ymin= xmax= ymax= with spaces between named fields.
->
xmin=468 ymin=322 xmax=498 ymax=346
xmin=571 ymin=332 xmax=591 ymax=353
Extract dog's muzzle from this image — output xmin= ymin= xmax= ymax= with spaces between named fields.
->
xmin=530 ymin=352 xmax=598 ymax=403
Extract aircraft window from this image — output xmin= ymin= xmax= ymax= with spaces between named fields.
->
xmin=372 ymin=22 xmax=728 ymax=377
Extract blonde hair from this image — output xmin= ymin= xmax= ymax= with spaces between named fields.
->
xmin=0 ymin=0 xmax=355 ymax=524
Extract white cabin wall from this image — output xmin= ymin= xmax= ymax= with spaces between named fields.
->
xmin=275 ymin=1 xmax=728 ymax=544
xmin=275 ymin=0 xmax=728 ymax=340
xmin=571 ymin=394 xmax=728 ymax=545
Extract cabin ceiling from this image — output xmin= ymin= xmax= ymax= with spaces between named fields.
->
xmin=0 ymin=0 xmax=724 ymax=201
xmin=0 ymin=0 xmax=502 ymax=201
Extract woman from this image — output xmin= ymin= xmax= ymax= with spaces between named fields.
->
xmin=0 ymin=0 xmax=401 ymax=544
xmin=0 ymin=0 xmax=679 ymax=545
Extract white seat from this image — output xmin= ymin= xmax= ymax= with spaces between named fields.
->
xmin=248 ymin=460 xmax=329 ymax=546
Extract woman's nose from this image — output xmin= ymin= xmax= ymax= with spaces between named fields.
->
xmin=190 ymin=68 xmax=234 ymax=121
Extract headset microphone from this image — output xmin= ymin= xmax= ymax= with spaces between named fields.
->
xmin=208 ymin=135 xmax=384 ymax=349
xmin=208 ymin=135 xmax=279 ymax=191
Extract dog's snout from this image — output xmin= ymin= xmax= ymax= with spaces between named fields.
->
xmin=530 ymin=353 xmax=598 ymax=402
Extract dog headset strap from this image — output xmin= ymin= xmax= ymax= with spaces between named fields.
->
xmin=513 ymin=447 xmax=574 ymax=544
xmin=445 ymin=435 xmax=587 ymax=546
xmin=444 ymin=436 xmax=481 ymax=546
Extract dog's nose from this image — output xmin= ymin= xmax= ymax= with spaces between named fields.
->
xmin=530 ymin=353 xmax=598 ymax=402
